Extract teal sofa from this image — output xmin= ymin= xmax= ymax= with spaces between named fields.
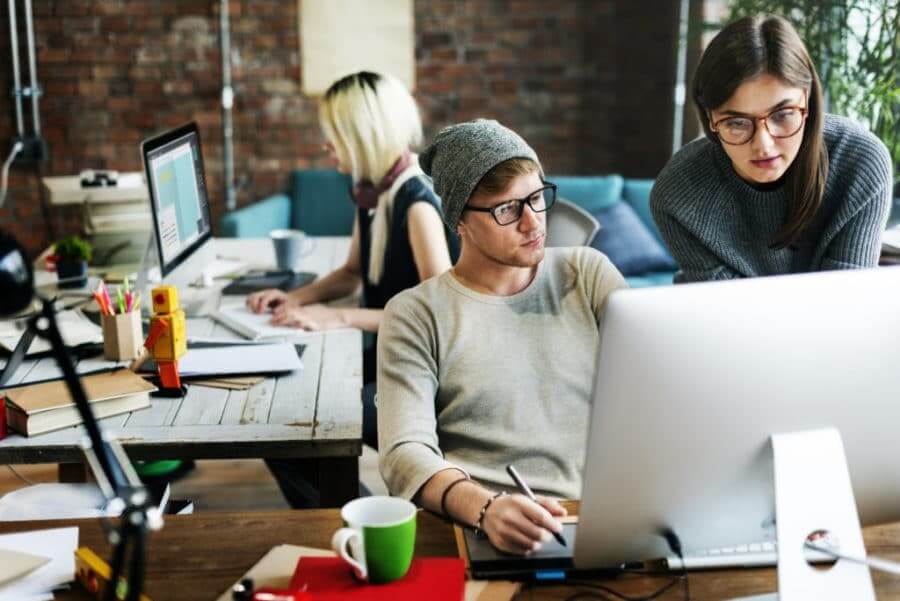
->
xmin=552 ymin=175 xmax=676 ymax=287
xmin=220 ymin=169 xmax=354 ymax=237
xmin=221 ymin=170 xmax=676 ymax=287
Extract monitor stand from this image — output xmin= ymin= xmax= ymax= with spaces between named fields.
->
xmin=134 ymin=234 xmax=217 ymax=317
xmin=728 ymin=428 xmax=875 ymax=601
xmin=135 ymin=234 xmax=157 ymax=317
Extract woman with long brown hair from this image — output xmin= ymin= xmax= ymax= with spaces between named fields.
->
xmin=651 ymin=15 xmax=892 ymax=283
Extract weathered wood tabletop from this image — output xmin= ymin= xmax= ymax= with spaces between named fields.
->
xmin=0 ymin=237 xmax=362 ymax=506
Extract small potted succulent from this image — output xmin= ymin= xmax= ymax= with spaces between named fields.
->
xmin=54 ymin=235 xmax=92 ymax=288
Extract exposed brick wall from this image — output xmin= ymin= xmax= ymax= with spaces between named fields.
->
xmin=0 ymin=0 xmax=676 ymax=256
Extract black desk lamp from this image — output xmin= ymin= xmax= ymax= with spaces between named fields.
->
xmin=0 ymin=231 xmax=162 ymax=601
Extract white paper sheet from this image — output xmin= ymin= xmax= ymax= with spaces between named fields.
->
xmin=204 ymin=257 xmax=246 ymax=279
xmin=0 ymin=549 xmax=50 ymax=587
xmin=0 ymin=310 xmax=102 ymax=356
xmin=0 ymin=484 xmax=118 ymax=521
xmin=0 ymin=527 xmax=78 ymax=600
xmin=174 ymin=343 xmax=303 ymax=377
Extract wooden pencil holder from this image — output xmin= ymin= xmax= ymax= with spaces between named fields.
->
xmin=101 ymin=311 xmax=143 ymax=361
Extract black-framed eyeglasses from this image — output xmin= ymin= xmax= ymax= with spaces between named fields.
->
xmin=462 ymin=182 xmax=557 ymax=226
xmin=711 ymin=104 xmax=808 ymax=146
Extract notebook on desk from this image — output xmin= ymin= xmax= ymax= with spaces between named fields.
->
xmin=2 ymin=368 xmax=155 ymax=436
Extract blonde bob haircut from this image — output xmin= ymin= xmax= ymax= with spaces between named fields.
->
xmin=319 ymin=71 xmax=423 ymax=184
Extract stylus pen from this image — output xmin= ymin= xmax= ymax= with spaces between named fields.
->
xmin=506 ymin=464 xmax=567 ymax=547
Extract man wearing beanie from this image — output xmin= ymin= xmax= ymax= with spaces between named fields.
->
xmin=377 ymin=119 xmax=627 ymax=555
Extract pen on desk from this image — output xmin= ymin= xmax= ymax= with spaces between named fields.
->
xmin=506 ymin=464 xmax=567 ymax=547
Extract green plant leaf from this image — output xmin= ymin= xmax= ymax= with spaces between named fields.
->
xmin=54 ymin=235 xmax=93 ymax=262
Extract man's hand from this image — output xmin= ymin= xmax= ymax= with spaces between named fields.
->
xmin=270 ymin=303 xmax=347 ymax=331
xmin=481 ymin=494 xmax=567 ymax=555
xmin=246 ymin=289 xmax=293 ymax=314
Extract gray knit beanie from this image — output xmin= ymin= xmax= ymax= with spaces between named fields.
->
xmin=419 ymin=119 xmax=541 ymax=231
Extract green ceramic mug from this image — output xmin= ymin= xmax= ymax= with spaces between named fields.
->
xmin=331 ymin=496 xmax=417 ymax=584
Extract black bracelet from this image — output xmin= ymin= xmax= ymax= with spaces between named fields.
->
xmin=440 ymin=475 xmax=472 ymax=520
xmin=474 ymin=491 xmax=508 ymax=537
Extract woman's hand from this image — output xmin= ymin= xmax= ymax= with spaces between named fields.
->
xmin=481 ymin=494 xmax=567 ymax=555
xmin=270 ymin=303 xmax=348 ymax=331
xmin=246 ymin=289 xmax=294 ymax=314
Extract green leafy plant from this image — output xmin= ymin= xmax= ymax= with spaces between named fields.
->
xmin=54 ymin=235 xmax=93 ymax=263
xmin=725 ymin=0 xmax=900 ymax=183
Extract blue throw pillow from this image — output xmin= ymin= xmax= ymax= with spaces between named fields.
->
xmin=589 ymin=202 xmax=677 ymax=276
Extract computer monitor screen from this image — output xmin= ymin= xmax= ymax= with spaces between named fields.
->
xmin=141 ymin=122 xmax=212 ymax=279
xmin=574 ymin=266 xmax=900 ymax=568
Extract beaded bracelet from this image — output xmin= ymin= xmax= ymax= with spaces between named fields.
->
xmin=474 ymin=491 xmax=508 ymax=537
xmin=440 ymin=475 xmax=472 ymax=519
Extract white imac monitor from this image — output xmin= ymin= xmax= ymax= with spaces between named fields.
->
xmin=140 ymin=122 xmax=214 ymax=298
xmin=574 ymin=266 xmax=900 ymax=568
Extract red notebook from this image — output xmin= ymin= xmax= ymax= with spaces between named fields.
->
xmin=290 ymin=557 xmax=465 ymax=601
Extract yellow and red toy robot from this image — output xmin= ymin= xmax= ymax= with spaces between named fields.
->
xmin=141 ymin=285 xmax=187 ymax=392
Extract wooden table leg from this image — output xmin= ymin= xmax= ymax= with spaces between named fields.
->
xmin=58 ymin=462 xmax=87 ymax=483
xmin=317 ymin=457 xmax=359 ymax=508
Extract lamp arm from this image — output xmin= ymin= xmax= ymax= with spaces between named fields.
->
xmin=31 ymin=294 xmax=130 ymax=493
xmin=0 ymin=231 xmax=159 ymax=601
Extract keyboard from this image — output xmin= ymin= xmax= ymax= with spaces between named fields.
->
xmin=665 ymin=541 xmax=834 ymax=570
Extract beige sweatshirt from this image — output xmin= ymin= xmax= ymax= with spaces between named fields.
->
xmin=377 ymin=246 xmax=627 ymax=500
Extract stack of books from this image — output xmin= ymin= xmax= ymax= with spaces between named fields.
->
xmin=2 ymin=369 xmax=155 ymax=437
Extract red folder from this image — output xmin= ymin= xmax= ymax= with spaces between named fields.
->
xmin=290 ymin=557 xmax=465 ymax=601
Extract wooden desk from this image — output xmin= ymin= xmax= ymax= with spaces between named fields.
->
xmin=1 ymin=508 xmax=900 ymax=601
xmin=0 ymin=237 xmax=363 ymax=506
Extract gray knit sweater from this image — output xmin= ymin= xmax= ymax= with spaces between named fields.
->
xmin=651 ymin=114 xmax=893 ymax=283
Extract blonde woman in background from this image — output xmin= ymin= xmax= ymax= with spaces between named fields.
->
xmin=249 ymin=71 xmax=456 ymax=376
xmin=248 ymin=71 xmax=457 ymax=507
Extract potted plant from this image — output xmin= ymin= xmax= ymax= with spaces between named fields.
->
xmin=54 ymin=235 xmax=92 ymax=288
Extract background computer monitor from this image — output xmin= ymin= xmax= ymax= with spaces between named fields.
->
xmin=141 ymin=122 xmax=214 ymax=293
xmin=575 ymin=266 xmax=900 ymax=568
